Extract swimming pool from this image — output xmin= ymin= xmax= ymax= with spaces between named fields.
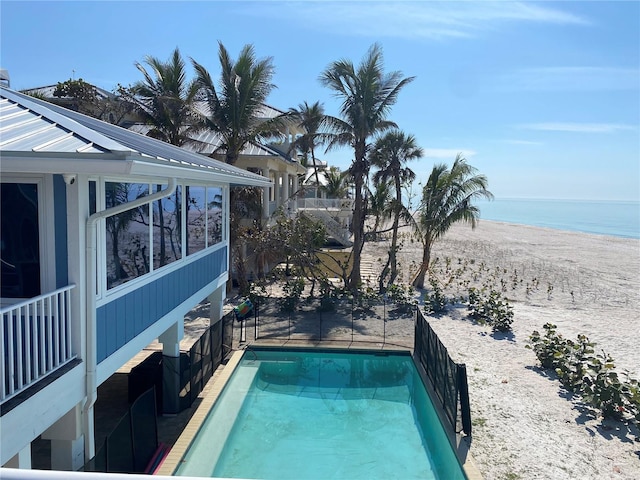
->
xmin=172 ymin=348 xmax=467 ymax=479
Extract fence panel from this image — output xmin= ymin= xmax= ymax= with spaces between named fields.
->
xmin=222 ymin=312 xmax=234 ymax=359
xmin=189 ymin=341 xmax=203 ymax=402
xmin=105 ymin=410 xmax=134 ymax=473
xmin=130 ymin=387 xmax=158 ymax=473
xmin=252 ymin=297 xmax=414 ymax=346
xmin=414 ymin=309 xmax=472 ymax=436
xmin=201 ymin=328 xmax=213 ymax=387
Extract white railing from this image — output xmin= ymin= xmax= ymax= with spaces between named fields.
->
xmin=1 ymin=284 xmax=76 ymax=404
xmin=304 ymin=209 xmax=353 ymax=246
xmin=296 ymin=198 xmax=354 ymax=211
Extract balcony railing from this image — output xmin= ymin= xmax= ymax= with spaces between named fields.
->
xmin=296 ymin=198 xmax=354 ymax=211
xmin=1 ymin=284 xmax=76 ymax=404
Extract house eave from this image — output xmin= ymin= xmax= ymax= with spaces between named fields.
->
xmin=1 ymin=152 xmax=272 ymax=187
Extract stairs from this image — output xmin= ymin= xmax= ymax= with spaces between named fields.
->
xmin=303 ymin=209 xmax=352 ymax=246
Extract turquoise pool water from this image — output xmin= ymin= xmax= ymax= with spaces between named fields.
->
xmin=175 ymin=349 xmax=466 ymax=479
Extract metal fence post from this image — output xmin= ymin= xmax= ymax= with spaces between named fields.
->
xmin=457 ymin=364 xmax=472 ymax=436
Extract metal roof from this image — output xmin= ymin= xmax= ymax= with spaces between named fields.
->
xmin=128 ymin=123 xmax=281 ymax=158
xmin=0 ymin=87 xmax=271 ymax=187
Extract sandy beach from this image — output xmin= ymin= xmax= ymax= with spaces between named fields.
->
xmin=383 ymin=220 xmax=640 ymax=480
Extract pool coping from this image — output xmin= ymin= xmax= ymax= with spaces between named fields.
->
xmin=156 ymin=349 xmax=246 ymax=476
xmin=157 ymin=343 xmax=483 ymax=479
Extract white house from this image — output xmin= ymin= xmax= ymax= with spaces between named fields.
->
xmin=0 ymin=87 xmax=271 ymax=470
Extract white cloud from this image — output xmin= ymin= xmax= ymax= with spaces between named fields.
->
xmin=518 ymin=123 xmax=636 ymax=133
xmin=423 ymin=148 xmax=477 ymax=159
xmin=239 ymin=1 xmax=589 ymax=40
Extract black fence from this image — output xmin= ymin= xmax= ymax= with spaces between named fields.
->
xmin=179 ymin=311 xmax=234 ymax=410
xmin=86 ymin=313 xmax=235 ymax=474
xmin=414 ymin=309 xmax=472 ymax=436
xmin=86 ymin=386 xmax=158 ymax=473
xmin=250 ymin=296 xmax=415 ymax=346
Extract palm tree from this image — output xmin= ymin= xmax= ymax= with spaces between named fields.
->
xmin=367 ymin=179 xmax=394 ymax=240
xmin=123 ymin=47 xmax=203 ymax=147
xmin=412 ymin=155 xmax=493 ymax=289
xmin=320 ymin=43 xmax=414 ymax=290
xmin=370 ymin=130 xmax=423 ymax=290
xmin=192 ymin=42 xmax=282 ymax=165
xmin=322 ymin=166 xmax=349 ymax=199
xmin=192 ymin=42 xmax=287 ymax=291
xmin=289 ymin=101 xmax=327 ymax=198
xmin=122 ymin=48 xmax=203 ymax=268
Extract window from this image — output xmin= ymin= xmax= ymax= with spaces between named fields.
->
xmin=100 ymin=181 xmax=226 ymax=292
xmin=105 ymin=182 xmax=149 ymax=289
xmin=186 ymin=186 xmax=206 ymax=256
xmin=153 ymin=184 xmax=182 ymax=269
xmin=207 ymin=187 xmax=223 ymax=246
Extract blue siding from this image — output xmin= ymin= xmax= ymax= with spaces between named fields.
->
xmin=96 ymin=247 xmax=227 ymax=363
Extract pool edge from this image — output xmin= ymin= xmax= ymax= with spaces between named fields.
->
xmin=156 ymin=349 xmax=245 ymax=477
xmin=158 ymin=345 xmax=483 ymax=480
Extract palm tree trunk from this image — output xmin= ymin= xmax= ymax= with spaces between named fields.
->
xmin=347 ymin=158 xmax=366 ymax=290
xmin=387 ymin=176 xmax=403 ymax=287
xmin=412 ymin=239 xmax=432 ymax=289
xmin=311 ymin=147 xmax=321 ymax=199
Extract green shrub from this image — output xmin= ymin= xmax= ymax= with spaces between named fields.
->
xmin=423 ymin=277 xmax=447 ymax=314
xmin=528 ymin=325 xmax=640 ymax=427
xmin=386 ymin=283 xmax=418 ymax=311
xmin=352 ymin=285 xmax=380 ymax=310
xmin=467 ymin=287 xmax=514 ymax=332
xmin=278 ymin=277 xmax=305 ymax=312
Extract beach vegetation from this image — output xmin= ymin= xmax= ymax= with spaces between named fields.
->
xmin=467 ymin=287 xmax=514 ymax=332
xmin=385 ymin=283 xmax=418 ymax=312
xmin=320 ymin=43 xmax=414 ymax=292
xmin=370 ymin=129 xmax=423 ymax=292
xmin=528 ymin=324 xmax=640 ymax=427
xmin=411 ymin=155 xmax=493 ymax=289
xmin=423 ymin=276 xmax=448 ymax=314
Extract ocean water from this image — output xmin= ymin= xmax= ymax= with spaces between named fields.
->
xmin=475 ymin=198 xmax=640 ymax=239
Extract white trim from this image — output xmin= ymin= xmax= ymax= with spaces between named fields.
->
xmin=0 ymin=175 xmax=52 ymax=303
xmin=41 ymin=175 xmax=56 ymax=292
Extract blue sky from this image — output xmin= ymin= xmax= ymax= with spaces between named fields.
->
xmin=2 ymin=1 xmax=639 ymax=201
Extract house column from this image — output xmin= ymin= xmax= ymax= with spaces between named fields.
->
xmin=3 ymin=446 xmax=31 ymax=469
xmin=42 ymin=404 xmax=85 ymax=471
xmin=159 ymin=320 xmax=184 ymax=415
xmin=261 ymin=167 xmax=270 ymax=219
xmin=208 ymin=283 xmax=226 ymax=325
xmin=276 ymin=172 xmax=284 ymax=208
xmin=282 ymin=173 xmax=290 ymax=205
